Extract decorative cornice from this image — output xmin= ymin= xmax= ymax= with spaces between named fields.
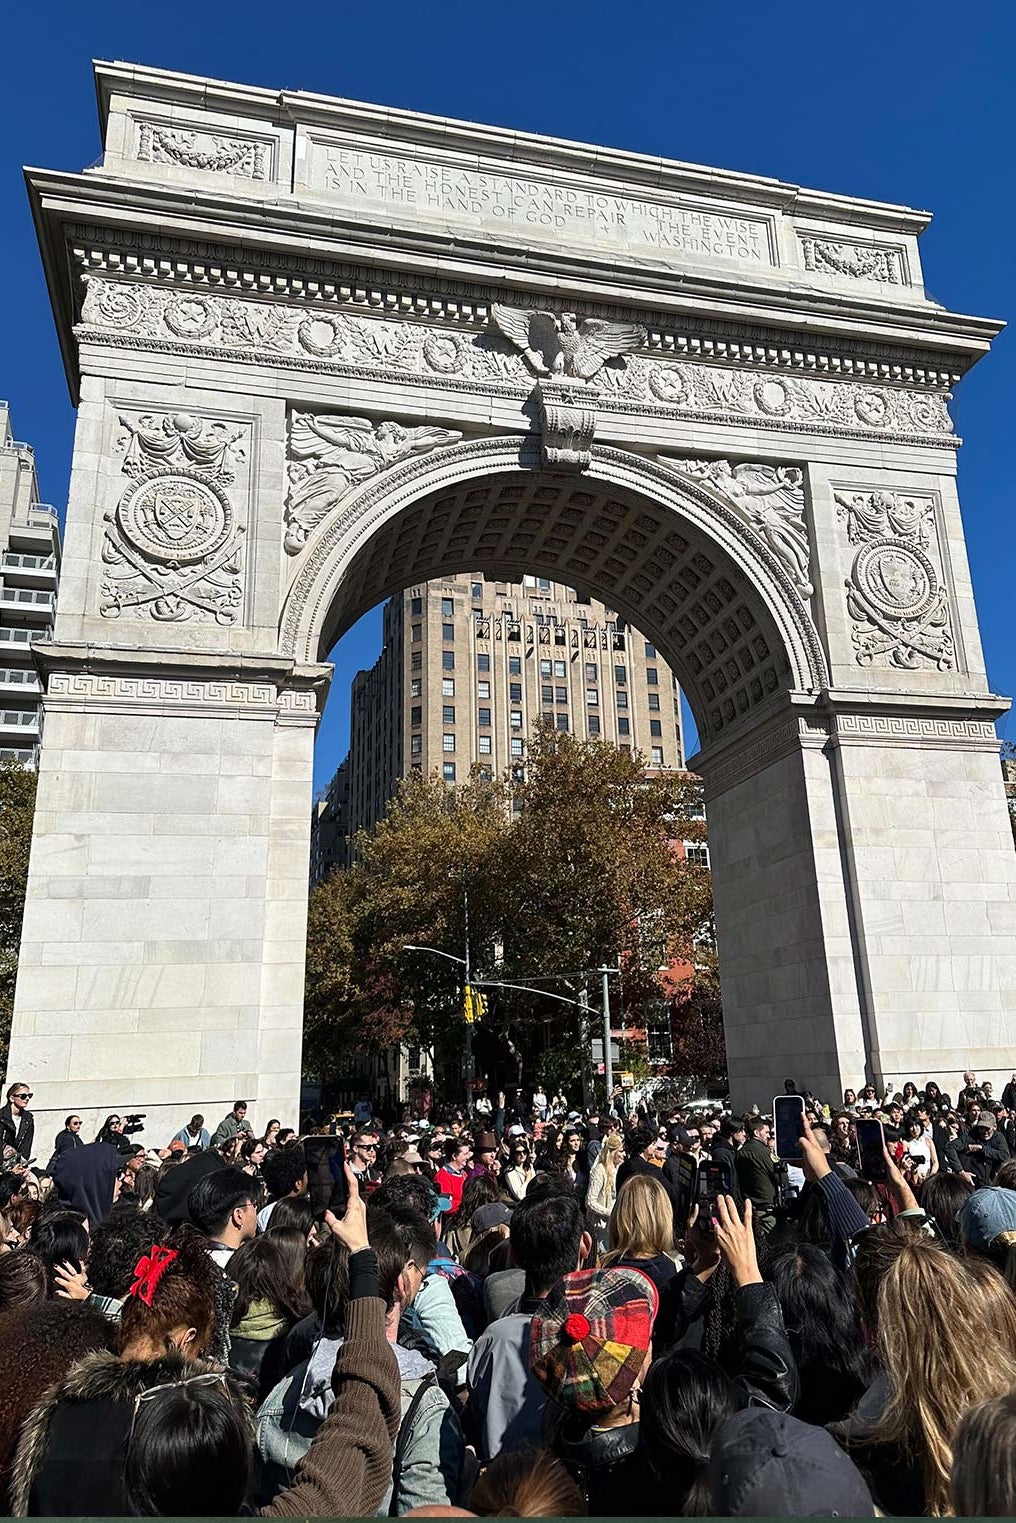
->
xmin=828 ymin=712 xmax=999 ymax=748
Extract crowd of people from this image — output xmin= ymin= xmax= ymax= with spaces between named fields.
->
xmin=1 ymin=1070 xmax=1016 ymax=1514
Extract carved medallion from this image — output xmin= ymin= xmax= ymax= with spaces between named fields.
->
xmin=92 ymin=284 xmax=145 ymax=330
xmin=165 ymin=295 xmax=216 ymax=340
xmin=648 ymin=365 xmax=691 ymax=403
xmin=117 ymin=471 xmax=233 ymax=566
xmin=853 ymin=540 xmax=937 ymax=623
xmin=297 ymin=315 xmax=347 ymax=358
xmin=753 ymin=378 xmax=792 ymax=417
xmin=854 ymin=390 xmax=890 ymax=427
xmin=423 ymin=331 xmax=468 ymax=375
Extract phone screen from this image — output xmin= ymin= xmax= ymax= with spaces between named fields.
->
xmin=856 ymin=1119 xmax=888 ymax=1181
xmin=303 ymin=1135 xmax=348 ymax=1219
xmin=773 ymin=1094 xmax=806 ymax=1162
xmin=698 ymin=1159 xmax=733 ymax=1212
xmin=675 ymin=1154 xmax=698 ymax=1228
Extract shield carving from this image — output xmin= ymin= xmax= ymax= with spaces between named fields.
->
xmin=878 ymin=551 xmax=922 ymax=608
xmin=150 ymin=483 xmax=206 ymax=545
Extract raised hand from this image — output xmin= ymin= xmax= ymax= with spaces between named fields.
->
xmin=324 ymin=1162 xmax=369 ymax=1253
xmin=712 ymin=1194 xmax=762 ymax=1287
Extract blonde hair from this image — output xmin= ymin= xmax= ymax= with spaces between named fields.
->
xmin=469 ymin=1445 xmax=585 ymax=1516
xmin=603 ymin=1173 xmax=673 ymax=1263
xmin=870 ymin=1236 xmax=1016 ymax=1515
xmin=601 ymin=1132 xmax=624 ymax=1189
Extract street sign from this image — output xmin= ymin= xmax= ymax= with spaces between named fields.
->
xmin=620 ymin=1070 xmax=635 ymax=1089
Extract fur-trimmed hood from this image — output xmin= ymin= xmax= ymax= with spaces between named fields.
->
xmin=9 ymin=1349 xmax=214 ymax=1517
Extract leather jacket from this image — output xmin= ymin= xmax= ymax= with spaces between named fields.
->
xmin=655 ymin=1275 xmax=798 ymax=1413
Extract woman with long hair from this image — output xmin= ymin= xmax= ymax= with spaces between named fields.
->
xmin=918 ymin=1170 xmax=972 ymax=1248
xmin=586 ymin=1131 xmax=623 ymax=1252
xmin=765 ymin=1242 xmax=872 ymax=1426
xmin=227 ymin=1234 xmax=311 ymax=1400
xmin=261 ymin=1119 xmax=281 ymax=1150
xmin=503 ymin=1137 xmax=535 ymax=1203
xmin=840 ymin=1230 xmax=1016 ymax=1515
xmin=446 ymin=1172 xmax=502 ymax=1261
xmin=27 ymin=1210 xmax=89 ymax=1297
xmin=638 ymin=1349 xmax=739 ymax=1515
xmin=603 ymin=1173 xmax=677 ymax=1296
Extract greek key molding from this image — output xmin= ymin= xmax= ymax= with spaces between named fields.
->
xmin=70 ymin=243 xmax=960 ymax=388
xmin=45 ymin=671 xmax=319 ymax=722
xmin=830 ymin=713 xmax=998 ymax=747
xmin=77 ymin=275 xmax=957 ymax=450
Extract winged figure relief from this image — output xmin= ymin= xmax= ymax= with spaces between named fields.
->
xmin=284 ymin=413 xmax=463 ymax=553
xmin=490 ymin=304 xmax=646 ymax=380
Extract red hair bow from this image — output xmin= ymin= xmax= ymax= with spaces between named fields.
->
xmin=129 ymin=1245 xmax=177 ymax=1306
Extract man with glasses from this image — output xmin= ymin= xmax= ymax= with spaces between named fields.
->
xmin=187 ymin=1166 xmax=258 ymax=1269
xmin=0 ymin=1082 xmax=34 ymax=1163
xmin=350 ymin=1132 xmax=381 ymax=1186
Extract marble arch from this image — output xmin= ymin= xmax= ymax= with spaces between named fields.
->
xmin=12 ymin=62 xmax=1016 ymax=1147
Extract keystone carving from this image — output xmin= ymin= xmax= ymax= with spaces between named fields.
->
xmin=101 ymin=412 xmax=248 ymax=624
xmin=489 ymin=304 xmax=645 ymax=380
xmin=285 ymin=412 xmax=463 ymax=553
xmin=665 ymin=457 xmax=813 ymax=600
xmin=537 ymin=382 xmax=597 ymax=471
xmin=835 ymin=489 xmax=954 ymax=670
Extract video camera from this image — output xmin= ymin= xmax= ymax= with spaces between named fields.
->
xmin=122 ymin=1113 xmax=146 ymax=1136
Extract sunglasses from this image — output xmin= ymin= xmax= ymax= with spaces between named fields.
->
xmin=131 ymin=1371 xmax=227 ymax=1439
xmin=13 ymin=1093 xmax=31 ymax=1101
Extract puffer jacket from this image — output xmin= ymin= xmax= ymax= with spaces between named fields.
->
xmin=256 ymin=1338 xmax=464 ymax=1515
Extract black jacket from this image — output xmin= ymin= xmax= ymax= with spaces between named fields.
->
xmin=655 ymin=1276 xmax=798 ymax=1411
xmin=735 ymin=1138 xmax=779 ymax=1211
xmin=47 ymin=1128 xmax=83 ymax=1170
xmin=945 ymin=1128 xmax=1010 ymax=1184
xmin=0 ymin=1102 xmax=33 ymax=1162
xmin=830 ymin=1371 xmax=925 ymax=1517
xmin=616 ymin=1153 xmax=682 ymax=1237
xmin=548 ymin=1410 xmax=642 ymax=1516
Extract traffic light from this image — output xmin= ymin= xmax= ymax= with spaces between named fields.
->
xmin=463 ymin=985 xmax=488 ymax=1024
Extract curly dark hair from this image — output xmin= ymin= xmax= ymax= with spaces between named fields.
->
xmin=0 ymin=1252 xmax=47 ymax=1313
xmin=0 ymin=1301 xmax=114 ymax=1491
xmin=88 ymin=1203 xmax=169 ymax=1300
xmin=117 ymin=1227 xmax=218 ymax=1356
xmin=370 ymin=1172 xmax=438 ymax=1220
xmin=27 ymin=1211 xmax=89 ymax=1295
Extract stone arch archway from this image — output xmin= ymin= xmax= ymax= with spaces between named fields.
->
xmin=11 ymin=62 xmax=1016 ymax=1149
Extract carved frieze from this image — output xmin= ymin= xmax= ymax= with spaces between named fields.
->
xmin=834 ymin=489 xmax=954 ymax=670
xmin=77 ymin=276 xmax=956 ymax=448
xmin=101 ymin=412 xmax=248 ymax=624
xmin=489 ymin=305 xmax=645 ymax=380
xmin=136 ymin=121 xmax=268 ymax=180
xmin=285 ymin=412 xmax=463 ymax=553
xmin=664 ymin=458 xmax=812 ymax=599
xmin=799 ymin=236 xmax=905 ymax=285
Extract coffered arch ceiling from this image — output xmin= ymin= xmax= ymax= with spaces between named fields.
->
xmin=283 ymin=442 xmax=826 ymax=752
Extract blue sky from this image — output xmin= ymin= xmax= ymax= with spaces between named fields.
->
xmin=3 ymin=2 xmax=1014 ymax=790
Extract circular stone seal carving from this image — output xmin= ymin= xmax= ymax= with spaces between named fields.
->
xmin=422 ymin=331 xmax=467 ymax=375
xmin=852 ymin=538 xmax=938 ymax=621
xmin=753 ymin=377 xmax=792 ymax=417
xmin=854 ymin=389 xmax=890 ymax=427
xmin=165 ymin=295 xmax=216 ymax=340
xmin=117 ymin=469 xmax=232 ymax=566
xmin=297 ymin=315 xmax=346 ymax=358
xmin=94 ymin=285 xmax=144 ymax=330
xmin=648 ymin=365 xmax=690 ymax=404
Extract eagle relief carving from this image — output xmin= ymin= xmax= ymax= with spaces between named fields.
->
xmin=489 ymin=304 xmax=646 ymax=380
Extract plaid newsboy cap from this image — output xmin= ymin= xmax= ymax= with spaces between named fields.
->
xmin=530 ymin=1264 xmax=657 ymax=1414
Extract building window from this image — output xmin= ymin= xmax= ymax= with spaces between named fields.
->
xmin=410 ymin=679 xmax=422 ymax=698
xmin=651 ymin=746 xmax=664 ymax=766
xmin=541 ymin=684 xmax=554 ymax=703
xmin=588 ymin=714 xmax=601 ymax=734
xmin=477 ymin=653 xmax=490 ymax=672
xmin=556 ymin=713 xmax=569 ymax=731
xmin=617 ymin=691 xmax=628 ymax=710
xmin=554 ymin=660 xmax=566 ymax=678
xmin=411 ymin=624 xmax=422 ymax=642
xmin=685 ymin=842 xmax=710 ymax=868
xmin=442 ymin=705 xmax=455 ymax=724
xmin=555 ymin=686 xmax=568 ymax=704
xmin=585 ymin=663 xmax=597 ymax=680
xmin=443 ymin=734 xmax=455 ymax=752
xmin=411 ymin=597 xmax=422 ymax=616
xmin=443 ymin=762 xmax=456 ymax=781
xmin=471 ymin=582 xmax=482 ymax=599
xmin=411 ymin=652 xmax=422 ymax=671
xmin=618 ymin=718 xmax=630 ymax=736
xmin=442 ymin=652 xmax=455 ymax=670
xmin=645 ymin=642 xmax=656 ymax=658
xmin=411 ymin=706 xmax=422 ymax=726
xmin=648 ymin=693 xmax=661 ymax=711
xmin=411 ymin=734 xmax=422 ymax=756
xmin=509 ymin=682 xmax=522 ymax=702
xmin=509 ymin=711 xmax=523 ymax=731
xmin=442 ymin=678 xmax=455 ymax=696
xmin=647 ymin=667 xmax=658 ymax=685
xmin=442 ymin=623 xmax=454 ymax=642
xmin=540 ymin=659 xmax=552 ymax=676
xmin=614 ymin=665 xmax=626 ymax=685
xmin=441 ymin=597 xmax=454 ymax=616
xmin=478 ymin=707 xmax=491 ymax=726
xmin=510 ymin=738 xmax=524 ymax=757
xmin=586 ymin=688 xmax=598 ymax=706
xmin=650 ymin=719 xmax=662 ymax=737
xmin=538 ymin=577 xmax=551 ymax=591
xmin=478 ymin=680 xmax=490 ymax=699
xmin=478 ymin=735 xmax=492 ymax=755
xmin=647 ymin=1018 xmax=672 ymax=1060
xmin=509 ymin=656 xmax=522 ymax=675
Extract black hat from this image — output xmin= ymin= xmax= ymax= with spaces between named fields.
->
xmin=709 ymin=1409 xmax=874 ymax=1517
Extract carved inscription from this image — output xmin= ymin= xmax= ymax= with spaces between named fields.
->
xmin=312 ymin=144 xmax=774 ymax=264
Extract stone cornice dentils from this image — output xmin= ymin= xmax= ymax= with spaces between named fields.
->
xmin=91 ymin=61 xmax=929 ymax=234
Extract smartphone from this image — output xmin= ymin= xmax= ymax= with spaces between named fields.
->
xmin=773 ymin=1094 xmax=806 ymax=1163
xmin=855 ymin=1118 xmax=888 ymax=1182
xmin=303 ymin=1135 xmax=348 ymax=1219
xmin=698 ymin=1159 xmax=733 ymax=1213
xmin=674 ymin=1153 xmax=699 ymax=1228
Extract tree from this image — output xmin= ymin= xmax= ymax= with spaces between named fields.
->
xmin=0 ymin=763 xmax=37 ymax=1072
xmin=304 ymin=727 xmax=718 ymax=1092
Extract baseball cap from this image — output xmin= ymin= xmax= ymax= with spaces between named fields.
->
xmin=401 ymin=1147 xmax=424 ymax=1165
xmin=709 ymin=1409 xmax=874 ymax=1516
xmin=531 ymin=1265 xmax=656 ymax=1415
xmin=957 ymin=1186 xmax=1016 ymax=1250
xmin=167 ymin=1140 xmax=186 ymax=1154
xmin=472 ymin=1202 xmax=512 ymax=1232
